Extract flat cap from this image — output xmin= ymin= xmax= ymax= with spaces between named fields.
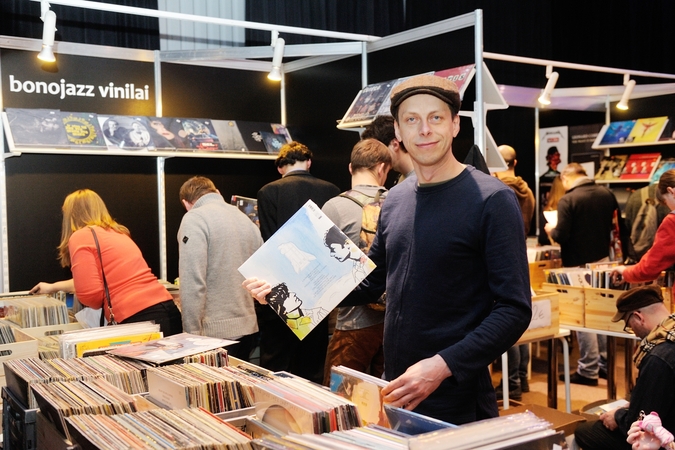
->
xmin=390 ymin=74 xmax=461 ymax=116
xmin=612 ymin=285 xmax=664 ymax=322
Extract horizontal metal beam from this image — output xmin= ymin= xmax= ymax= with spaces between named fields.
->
xmin=0 ymin=35 xmax=155 ymax=62
xmin=484 ymin=51 xmax=675 ymax=81
xmin=367 ymin=12 xmax=476 ymax=53
xmin=160 ymin=42 xmax=363 ymax=62
xmin=31 ymin=0 xmax=381 ymax=43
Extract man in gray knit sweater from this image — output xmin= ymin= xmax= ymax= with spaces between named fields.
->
xmin=178 ymin=176 xmax=263 ymax=360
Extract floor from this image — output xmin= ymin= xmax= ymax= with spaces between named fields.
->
xmin=493 ymin=333 xmax=634 ymax=414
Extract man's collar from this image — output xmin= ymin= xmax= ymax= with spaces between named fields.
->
xmin=282 ymin=168 xmax=309 ymax=177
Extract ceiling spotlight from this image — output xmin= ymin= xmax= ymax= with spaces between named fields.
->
xmin=38 ymin=9 xmax=57 ymax=62
xmin=538 ymin=67 xmax=559 ymax=106
xmin=268 ymin=35 xmax=285 ymax=82
xmin=617 ymin=77 xmax=636 ymax=110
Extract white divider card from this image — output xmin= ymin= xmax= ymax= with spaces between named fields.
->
xmin=528 ymin=299 xmax=552 ymax=330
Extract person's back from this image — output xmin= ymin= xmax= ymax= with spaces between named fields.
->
xmin=256 ymin=141 xmax=340 ymax=383
xmin=624 ymin=184 xmax=670 ymax=262
xmin=178 ymin=177 xmax=262 ymax=360
xmin=549 ymin=164 xmax=618 ymax=267
xmin=494 ymin=145 xmax=535 ymax=235
xmin=257 ymin=141 xmax=340 ymax=241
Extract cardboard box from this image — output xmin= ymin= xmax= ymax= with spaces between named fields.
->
xmin=529 ymin=260 xmax=562 ymax=290
xmin=542 ymin=283 xmax=585 ymax=326
xmin=518 ymin=291 xmax=559 ymax=343
xmin=500 ymin=403 xmax=586 ymax=437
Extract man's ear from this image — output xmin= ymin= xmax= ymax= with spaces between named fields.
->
xmin=348 ymin=163 xmax=354 ymax=176
xmin=306 ymin=159 xmax=312 ymax=171
xmin=181 ymin=199 xmax=193 ymax=211
xmin=394 ymin=121 xmax=402 ymax=143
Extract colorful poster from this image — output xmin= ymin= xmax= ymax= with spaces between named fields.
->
xmin=598 ymin=120 xmax=636 ymax=146
xmin=238 ymin=200 xmax=375 ymax=340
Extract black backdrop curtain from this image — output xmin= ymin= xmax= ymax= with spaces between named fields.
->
xmin=0 ymin=0 xmax=160 ymax=50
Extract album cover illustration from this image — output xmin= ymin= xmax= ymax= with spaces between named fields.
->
xmin=61 ymin=112 xmax=107 ymax=149
xmin=5 ymin=108 xmax=69 ymax=147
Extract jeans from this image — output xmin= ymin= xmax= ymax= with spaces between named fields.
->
xmin=577 ymin=331 xmax=607 ymax=378
xmin=507 ymin=344 xmax=530 ymax=388
xmin=323 ymin=322 xmax=384 ymax=386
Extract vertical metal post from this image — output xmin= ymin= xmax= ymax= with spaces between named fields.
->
xmin=473 ymin=10 xmax=485 ymax=155
xmin=361 ymin=41 xmax=368 ymax=88
xmin=0 ymin=50 xmax=8 ymax=292
xmin=280 ymin=70 xmax=287 ymax=126
xmin=534 ymin=107 xmax=541 ymax=239
xmin=154 ymin=50 xmax=168 ymax=281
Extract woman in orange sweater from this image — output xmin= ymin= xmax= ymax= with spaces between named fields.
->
xmin=31 ymin=189 xmax=182 ymax=335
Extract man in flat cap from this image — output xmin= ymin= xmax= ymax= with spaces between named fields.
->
xmin=575 ymin=285 xmax=675 ymax=450
xmin=245 ymin=74 xmax=531 ymax=424
xmin=335 ymin=74 xmax=532 ymax=423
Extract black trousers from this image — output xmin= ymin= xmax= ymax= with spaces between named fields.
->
xmin=257 ymin=305 xmax=328 ymax=384
xmin=226 ymin=333 xmax=258 ymax=362
xmin=122 ymin=300 xmax=183 ymax=337
xmin=574 ymin=420 xmax=631 ymax=450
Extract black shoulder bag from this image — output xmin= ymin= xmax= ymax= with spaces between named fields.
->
xmin=89 ymin=227 xmax=117 ymax=326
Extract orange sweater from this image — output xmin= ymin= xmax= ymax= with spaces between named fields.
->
xmin=69 ymin=226 xmax=170 ymax=322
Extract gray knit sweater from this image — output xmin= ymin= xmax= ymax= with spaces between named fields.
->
xmin=178 ymin=193 xmax=262 ymax=339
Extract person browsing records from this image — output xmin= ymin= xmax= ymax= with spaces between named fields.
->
xmin=30 ymin=189 xmax=182 ymax=336
xmin=244 ymin=75 xmax=532 ymax=424
xmin=613 ymin=169 xmax=675 ymax=284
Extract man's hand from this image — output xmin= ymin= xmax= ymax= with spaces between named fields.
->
xmin=611 ymin=265 xmax=628 ymax=285
xmin=600 ymin=407 xmax=622 ymax=431
xmin=381 ymin=354 xmax=451 ymax=411
xmin=242 ymin=278 xmax=271 ymax=304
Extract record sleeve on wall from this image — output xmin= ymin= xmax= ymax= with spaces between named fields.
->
xmin=61 ymin=112 xmax=107 ymax=149
xmin=98 ymin=115 xmax=156 ymax=151
xmin=211 ymin=119 xmax=247 ymax=152
xmin=171 ymin=118 xmax=222 ymax=151
xmin=5 ymin=108 xmax=69 ymax=147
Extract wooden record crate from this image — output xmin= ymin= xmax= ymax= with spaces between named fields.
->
xmin=584 ymin=286 xmax=671 ymax=333
xmin=529 ymin=259 xmax=562 ymax=290
xmin=541 ymin=283 xmax=585 ymax=327
xmin=0 ymin=329 xmax=39 ymax=390
xmin=517 ymin=290 xmax=559 ymax=343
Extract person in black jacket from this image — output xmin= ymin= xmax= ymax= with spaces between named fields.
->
xmin=545 ymin=163 xmax=619 ymax=385
xmin=256 ymin=141 xmax=340 ymax=384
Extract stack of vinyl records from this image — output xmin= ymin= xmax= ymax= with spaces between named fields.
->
xmin=146 ymin=363 xmax=256 ymax=413
xmin=1 ymin=294 xmax=69 ymax=327
xmin=66 ymin=407 xmax=253 ymax=449
xmin=3 ymin=354 xmax=146 ymax=408
xmin=58 ymin=321 xmax=161 ymax=358
xmin=251 ymin=424 xmax=410 ymax=449
xmin=252 ymin=373 xmax=362 ymax=435
xmin=31 ymin=377 xmax=155 ymax=442
xmin=0 ymin=323 xmax=16 ymax=344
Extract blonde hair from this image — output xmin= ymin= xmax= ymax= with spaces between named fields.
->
xmin=58 ymin=189 xmax=129 ymax=267
xmin=545 ymin=176 xmax=565 ymax=211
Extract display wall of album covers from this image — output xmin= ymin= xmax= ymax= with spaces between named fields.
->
xmin=98 ymin=115 xmax=156 ymax=151
xmin=5 ymin=108 xmax=70 ymax=147
xmin=61 ymin=112 xmax=107 ymax=149
xmin=211 ymin=119 xmax=247 ymax=152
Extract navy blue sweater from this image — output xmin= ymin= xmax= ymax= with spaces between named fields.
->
xmin=344 ymin=166 xmax=532 ymax=424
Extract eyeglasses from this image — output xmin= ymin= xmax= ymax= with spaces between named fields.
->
xmin=623 ymin=312 xmax=635 ymax=334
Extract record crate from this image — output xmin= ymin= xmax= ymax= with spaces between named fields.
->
xmin=584 ymin=286 xmax=671 ymax=333
xmin=517 ymin=290 xmax=559 ymax=343
xmin=0 ymin=328 xmax=38 ymax=390
xmin=529 ymin=259 xmax=562 ymax=290
xmin=541 ymin=283 xmax=585 ymax=327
